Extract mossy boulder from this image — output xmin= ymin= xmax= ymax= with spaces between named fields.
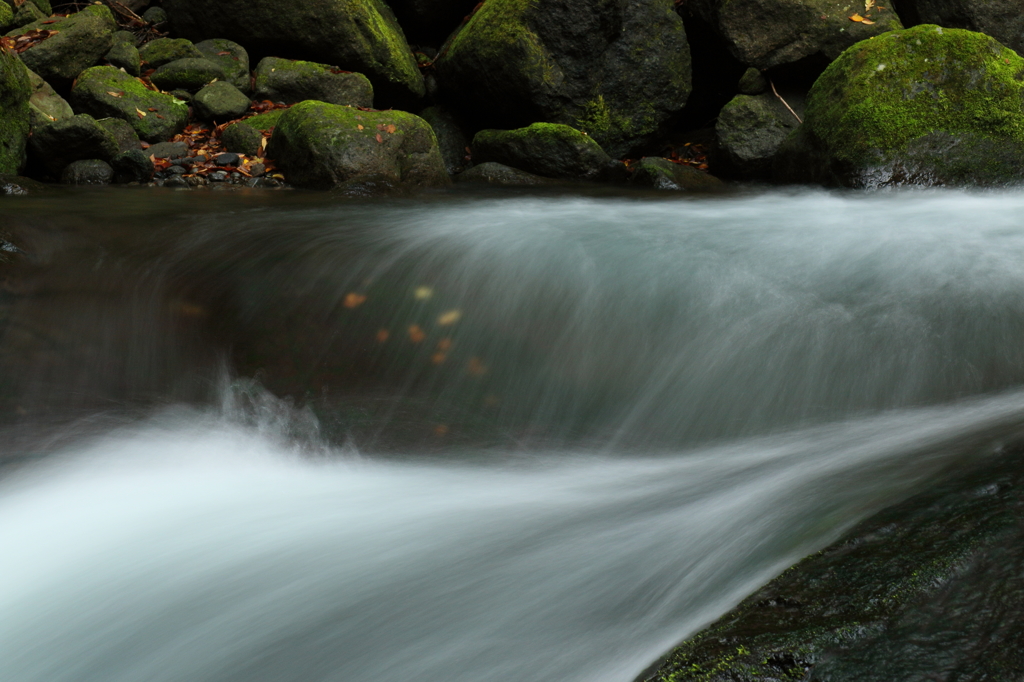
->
xmin=104 ymin=39 xmax=140 ymax=77
xmin=160 ymin=0 xmax=424 ymax=107
xmin=629 ymin=157 xmax=724 ymax=191
xmin=70 ymin=65 xmax=189 ymax=142
xmin=1 ymin=0 xmax=51 ymax=16
xmin=0 ymin=3 xmax=13 ymax=32
xmin=25 ymin=66 xmax=72 ymax=129
xmin=28 ymin=113 xmax=118 ymax=176
xmin=195 ymin=39 xmax=250 ymax=93
xmin=419 ymin=106 xmax=469 ymax=175
xmin=10 ymin=4 xmax=117 ymax=88
xmin=645 ymin=448 xmax=1024 ymax=682
xmin=688 ymin=0 xmax=901 ymax=70
xmin=193 ymin=81 xmax=251 ymax=121
xmin=10 ymin=1 xmax=45 ymax=29
xmin=774 ymin=25 xmax=1024 ymax=188
xmin=111 ymin=148 xmax=154 ymax=184
xmin=454 ymin=161 xmax=555 ymax=186
xmin=96 ymin=117 xmax=141 ymax=153
xmin=149 ymin=57 xmax=225 ymax=92
xmin=713 ymin=94 xmax=799 ymax=180
xmin=435 ymin=0 xmax=691 ymax=158
xmin=266 ymin=100 xmax=449 ymax=190
xmin=221 ymin=121 xmax=263 ymax=156
xmin=904 ymin=0 xmax=1024 ymax=58
xmin=138 ymin=38 xmax=203 ymax=69
xmin=472 ymin=123 xmax=612 ymax=181
xmin=0 ymin=45 xmax=30 ymax=174
xmin=253 ymin=57 xmax=372 ymax=108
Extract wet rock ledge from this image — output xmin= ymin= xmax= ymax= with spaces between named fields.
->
xmin=644 ymin=448 xmax=1024 ymax=681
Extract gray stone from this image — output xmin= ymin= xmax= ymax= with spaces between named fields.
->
xmin=221 ymin=121 xmax=262 ymax=156
xmin=195 ymin=39 xmax=250 ymax=93
xmin=97 ymin=117 xmax=141 ymax=153
xmin=737 ymin=67 xmax=767 ymax=95
xmin=149 ymin=57 xmax=225 ymax=92
xmin=252 ymin=56 xmax=372 ymax=108
xmin=471 ymin=123 xmax=611 ymax=181
xmin=29 ymin=114 xmax=119 ymax=176
xmin=146 ymin=141 xmax=187 ymax=159
xmin=10 ymin=1 xmax=45 ymax=29
xmin=905 ymin=0 xmax=1024 ymax=57
xmin=629 ymin=156 xmax=724 ymax=191
xmin=193 ymin=81 xmax=250 ymax=121
xmin=142 ymin=6 xmax=167 ymax=25
xmin=104 ymin=40 xmax=140 ymax=76
xmin=713 ymin=93 xmax=798 ymax=180
xmin=61 ymin=158 xmax=114 ymax=184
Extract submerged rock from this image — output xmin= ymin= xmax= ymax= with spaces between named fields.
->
xmin=455 ymin=162 xmax=555 ymax=187
xmin=629 ymin=157 xmax=723 ymax=191
xmin=71 ymin=66 xmax=189 ymax=142
xmin=434 ymin=0 xmax=691 ymax=157
xmin=161 ymin=0 xmax=424 ymax=107
xmin=266 ymin=100 xmax=449 ymax=190
xmin=0 ymin=47 xmax=30 ymax=174
xmin=10 ymin=5 xmax=117 ymax=88
xmin=252 ymin=57 xmax=373 ymax=108
xmin=775 ymin=25 xmax=1024 ymax=188
xmin=645 ymin=447 xmax=1024 ymax=681
xmin=61 ymin=158 xmax=113 ymax=185
xmin=471 ymin=123 xmax=612 ymax=181
xmin=688 ymin=0 xmax=901 ymax=70
xmin=713 ymin=94 xmax=799 ymax=180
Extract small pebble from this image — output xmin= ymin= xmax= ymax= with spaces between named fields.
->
xmin=209 ymin=171 xmax=229 ymax=182
xmin=215 ymin=153 xmax=240 ymax=167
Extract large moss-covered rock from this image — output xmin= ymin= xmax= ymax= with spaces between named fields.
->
xmin=0 ymin=3 xmax=13 ymax=32
xmin=161 ymin=0 xmax=424 ymax=107
xmin=713 ymin=94 xmax=799 ymax=180
xmin=150 ymin=57 xmax=225 ymax=92
xmin=688 ymin=0 xmax=901 ymax=70
xmin=195 ymin=39 xmax=250 ymax=93
xmin=434 ymin=0 xmax=691 ymax=158
xmin=645 ymin=448 xmax=1024 ymax=682
xmin=253 ymin=57 xmax=373 ymax=108
xmin=70 ymin=65 xmax=189 ymax=142
xmin=903 ymin=0 xmax=1024 ymax=58
xmin=193 ymin=81 xmax=250 ymax=121
xmin=472 ymin=123 xmax=612 ymax=181
xmin=104 ymin=39 xmax=140 ymax=77
xmin=1 ymin=0 xmax=51 ymax=16
xmin=775 ymin=25 xmax=1024 ymax=188
xmin=266 ymin=100 xmax=449 ymax=189
xmin=0 ymin=45 xmax=30 ymax=174
xmin=10 ymin=5 xmax=117 ymax=87
xmin=97 ymin=117 xmax=141 ymax=153
xmin=25 ymin=66 xmax=71 ymax=129
xmin=28 ymin=113 xmax=118 ymax=175
xmin=138 ymin=38 xmax=203 ymax=68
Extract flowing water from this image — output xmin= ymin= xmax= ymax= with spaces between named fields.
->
xmin=3 ymin=186 xmax=1024 ymax=681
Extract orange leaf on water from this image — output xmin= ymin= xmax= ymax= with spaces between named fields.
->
xmin=408 ymin=325 xmax=426 ymax=343
xmin=376 ymin=329 xmax=390 ymax=342
xmin=860 ymin=17 xmax=875 ymax=23
xmin=343 ymin=292 xmax=367 ymax=308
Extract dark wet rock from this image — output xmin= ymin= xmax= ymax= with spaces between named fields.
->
xmin=905 ymin=0 xmax=1024 ymax=57
xmin=146 ymin=141 xmax=187 ymax=159
xmin=192 ymin=81 xmax=250 ymax=122
xmin=149 ymin=57 xmax=225 ymax=92
xmin=195 ymin=39 xmax=250 ymax=93
xmin=434 ymin=0 xmax=690 ymax=158
xmin=221 ymin=121 xmax=262 ymax=156
xmin=161 ymin=0 xmax=424 ymax=107
xmin=10 ymin=1 xmax=45 ymax=30
xmin=687 ymin=0 xmax=902 ymax=70
xmin=774 ymin=25 xmax=1024 ymax=188
xmin=138 ymin=37 xmax=202 ymax=68
xmin=252 ymin=57 xmax=373 ymax=108
xmin=28 ymin=113 xmax=118 ymax=176
xmin=629 ymin=157 xmax=723 ymax=191
xmin=472 ymin=123 xmax=611 ymax=181
xmin=25 ymin=67 xmax=71 ymax=129
xmin=9 ymin=4 xmax=117 ymax=88
xmin=419 ymin=106 xmax=469 ymax=175
xmin=163 ymin=174 xmax=190 ymax=188
xmin=387 ymin=0 xmax=477 ymax=46
xmin=110 ymin=30 xmax=137 ymax=47
xmin=713 ymin=94 xmax=798 ymax=180
xmin=0 ymin=173 xmax=47 ymax=194
xmin=645 ymin=447 xmax=1024 ymax=682
xmin=737 ymin=67 xmax=767 ymax=95
xmin=61 ymin=158 xmax=113 ymax=184
xmin=214 ymin=152 xmax=239 ymax=166
xmin=8 ymin=0 xmax=52 ymax=15
xmin=0 ymin=45 xmax=29 ymax=174
xmin=169 ymin=89 xmax=191 ymax=103
xmin=141 ymin=6 xmax=167 ymax=25
xmin=97 ymin=117 xmax=141 ymax=153
xmin=266 ymin=100 xmax=449 ymax=190
xmin=454 ymin=162 xmax=555 ymax=187
xmin=110 ymin=148 xmax=153 ymax=183
xmin=71 ymin=65 xmax=189 ymax=142
xmin=104 ymin=39 xmax=141 ymax=76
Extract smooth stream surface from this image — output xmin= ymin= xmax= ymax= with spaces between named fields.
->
xmin=3 ymin=187 xmax=1024 ymax=681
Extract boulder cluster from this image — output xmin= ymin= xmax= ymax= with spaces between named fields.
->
xmin=1 ymin=0 xmax=1024 ymax=192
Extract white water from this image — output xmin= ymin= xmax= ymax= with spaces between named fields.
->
xmin=4 ymin=188 xmax=1024 ymax=681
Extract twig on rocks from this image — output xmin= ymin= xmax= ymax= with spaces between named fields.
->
xmin=769 ymin=77 xmax=803 ymax=124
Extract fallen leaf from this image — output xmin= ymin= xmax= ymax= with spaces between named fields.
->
xmin=216 ymin=50 xmax=231 ymax=56
xmin=375 ymin=133 xmax=383 ymax=143
xmin=385 ymin=124 xmax=397 ymax=134
xmin=431 ymin=352 xmax=447 ymax=365
xmin=135 ymin=107 xmax=147 ymax=118
xmin=148 ymin=107 xmax=158 ymax=112
xmin=408 ymin=324 xmax=426 ymax=344
xmin=343 ymin=292 xmax=367 ymax=308
xmin=436 ymin=338 xmax=453 ymax=351
xmin=860 ymin=17 xmax=875 ymax=23
xmin=437 ymin=309 xmax=462 ymax=326
xmin=849 ymin=13 xmax=864 ymax=21
xmin=864 ymin=0 xmax=875 ymax=12
xmin=376 ymin=329 xmax=390 ymax=343
xmin=414 ymin=286 xmax=433 ymax=300
xmin=106 ymin=90 xmax=123 ymax=97
xmin=357 ymin=124 xmax=364 ymax=130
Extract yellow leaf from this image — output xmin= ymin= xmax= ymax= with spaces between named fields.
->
xmin=861 ymin=17 xmax=875 ymax=23
xmin=849 ymin=13 xmax=864 ymax=21
xmin=864 ymin=0 xmax=875 ymax=11
xmin=343 ymin=292 xmax=366 ymax=308
xmin=437 ymin=309 xmax=462 ymax=326
xmin=357 ymin=124 xmax=364 ymax=130
xmin=414 ymin=286 xmax=433 ymax=300
xmin=106 ymin=90 xmax=123 ymax=97
xmin=135 ymin=107 xmax=147 ymax=118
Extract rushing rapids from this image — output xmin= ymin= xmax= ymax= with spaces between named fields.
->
xmin=2 ymin=186 xmax=1024 ymax=681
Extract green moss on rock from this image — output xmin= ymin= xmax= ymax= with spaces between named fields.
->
xmin=138 ymin=37 xmax=203 ymax=68
xmin=70 ymin=65 xmax=188 ymax=142
xmin=0 ymin=45 xmax=31 ymax=174
xmin=472 ymin=122 xmax=612 ymax=180
xmin=10 ymin=4 xmax=116 ymax=87
xmin=0 ymin=4 xmax=13 ymax=32
xmin=253 ymin=56 xmax=373 ymax=108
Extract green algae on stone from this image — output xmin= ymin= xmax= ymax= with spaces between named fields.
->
xmin=472 ymin=122 xmax=612 ymax=180
xmin=10 ymin=4 xmax=116 ymax=87
xmin=713 ymin=93 xmax=798 ymax=179
xmin=775 ymin=25 xmax=1024 ymax=187
xmin=435 ymin=0 xmax=691 ymax=157
xmin=150 ymin=57 xmax=225 ymax=92
xmin=0 ymin=3 xmax=13 ymax=32
xmin=160 ymin=0 xmax=424 ymax=107
xmin=266 ymin=100 xmax=448 ymax=189
xmin=0 ymin=45 xmax=31 ymax=174
xmin=70 ymin=65 xmax=188 ymax=142
xmin=253 ymin=57 xmax=373 ymax=108
xmin=138 ymin=38 xmax=203 ymax=69
xmin=195 ymin=39 xmax=250 ymax=92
